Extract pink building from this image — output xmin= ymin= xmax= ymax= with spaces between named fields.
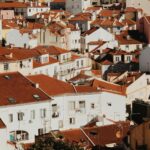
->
xmin=0 ymin=10 xmax=14 ymax=19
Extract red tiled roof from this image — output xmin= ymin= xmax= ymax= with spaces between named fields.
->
xmin=0 ymin=2 xmax=27 ymax=8
xmin=92 ymin=79 xmax=126 ymax=95
xmin=0 ymin=119 xmax=6 ymax=129
xmin=101 ymin=60 xmax=113 ymax=65
xmin=34 ymin=46 xmax=69 ymax=56
xmin=28 ymin=74 xmax=99 ymax=96
xmin=82 ymin=27 xmax=98 ymax=37
xmin=0 ymin=47 xmax=46 ymax=62
xmin=99 ymin=9 xmax=120 ymax=17
xmin=0 ymin=72 xmax=50 ymax=106
xmin=58 ymin=121 xmax=130 ymax=147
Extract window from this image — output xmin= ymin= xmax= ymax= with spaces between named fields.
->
xmin=126 ymin=45 xmax=129 ymax=49
xmin=20 ymin=61 xmax=23 ymax=68
xmin=91 ymin=103 xmax=95 ymax=109
xmin=115 ymin=57 xmax=120 ymax=62
xmin=40 ymin=109 xmax=46 ymax=118
xmin=69 ymin=101 xmax=75 ymax=111
xmin=127 ymin=56 xmax=131 ymax=61
xmin=107 ymin=102 xmax=112 ymax=106
xmin=52 ymin=104 xmax=59 ymax=118
xmin=9 ymin=114 xmax=13 ymax=123
xmin=31 ymin=110 xmax=35 ymax=120
xmin=18 ymin=112 xmax=24 ymax=121
xmin=77 ymin=61 xmax=79 ymax=67
xmin=79 ymin=101 xmax=85 ymax=109
xmin=38 ymin=128 xmax=44 ymax=135
xmin=81 ymin=60 xmax=84 ymax=66
xmin=4 ymin=63 xmax=9 ymax=70
xmin=69 ymin=118 xmax=75 ymax=124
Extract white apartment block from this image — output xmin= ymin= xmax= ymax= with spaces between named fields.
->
xmin=66 ymin=0 xmax=91 ymax=15
xmin=126 ymin=0 xmax=150 ymax=15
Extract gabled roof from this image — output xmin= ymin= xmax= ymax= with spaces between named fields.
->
xmin=0 ymin=47 xmax=47 ymax=62
xmin=99 ymin=9 xmax=120 ymax=17
xmin=82 ymin=27 xmax=99 ymax=37
xmin=34 ymin=46 xmax=70 ymax=56
xmin=0 ymin=72 xmax=50 ymax=106
xmin=27 ymin=74 xmax=99 ymax=96
xmin=0 ymin=2 xmax=27 ymax=8
xmin=92 ymin=79 xmax=126 ymax=95
xmin=57 ymin=121 xmax=130 ymax=147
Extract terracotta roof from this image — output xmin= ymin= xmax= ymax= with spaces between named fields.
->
xmin=99 ymin=9 xmax=120 ymax=17
xmin=125 ymin=7 xmax=137 ymax=12
xmin=0 ymin=119 xmax=6 ymax=129
xmin=0 ymin=72 xmax=50 ymax=106
xmin=69 ymin=73 xmax=92 ymax=82
xmin=92 ymin=70 xmax=101 ymax=76
xmin=33 ymin=57 xmax=58 ymax=68
xmin=34 ymin=46 xmax=69 ymax=56
xmin=27 ymin=74 xmax=99 ymax=96
xmin=58 ymin=121 xmax=130 ymax=147
xmin=92 ymin=79 xmax=126 ymax=95
xmin=101 ymin=60 xmax=113 ymax=65
xmin=0 ymin=2 xmax=27 ymax=8
xmin=0 ymin=47 xmax=46 ymax=62
xmin=115 ymin=34 xmax=142 ymax=45
xmin=70 ymin=13 xmax=92 ymax=21
xmin=71 ymin=54 xmax=81 ymax=60
xmin=82 ymin=27 xmax=98 ymax=37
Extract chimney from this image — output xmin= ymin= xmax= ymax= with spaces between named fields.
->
xmin=33 ymin=83 xmax=39 ymax=88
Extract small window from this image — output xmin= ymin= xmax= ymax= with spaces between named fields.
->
xmin=33 ymin=94 xmax=40 ymax=100
xmin=18 ymin=112 xmax=24 ymax=121
xmin=4 ymin=63 xmax=9 ymax=70
xmin=69 ymin=118 xmax=75 ymax=124
xmin=40 ymin=109 xmax=46 ymax=118
xmin=91 ymin=103 xmax=95 ymax=109
xmin=69 ymin=101 xmax=75 ymax=111
xmin=79 ymin=101 xmax=85 ymax=109
xmin=31 ymin=110 xmax=35 ymax=120
xmin=9 ymin=114 xmax=13 ymax=123
xmin=107 ymin=102 xmax=112 ymax=106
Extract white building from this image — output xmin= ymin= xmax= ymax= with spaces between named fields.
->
xmin=0 ymin=71 xmax=126 ymax=147
xmin=66 ymin=0 xmax=91 ymax=15
xmin=126 ymin=0 xmax=150 ymax=15
xmin=0 ymin=72 xmax=51 ymax=143
xmin=81 ymin=27 xmax=115 ymax=53
xmin=38 ymin=22 xmax=81 ymax=50
xmin=6 ymin=29 xmax=38 ymax=48
xmin=28 ymin=74 xmax=127 ymax=130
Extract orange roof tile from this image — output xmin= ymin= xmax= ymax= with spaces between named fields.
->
xmin=92 ymin=79 xmax=126 ymax=95
xmin=0 ymin=72 xmax=50 ymax=106
xmin=27 ymin=74 xmax=99 ymax=96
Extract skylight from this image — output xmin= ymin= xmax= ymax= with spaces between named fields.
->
xmin=8 ymin=97 xmax=16 ymax=104
xmin=33 ymin=94 xmax=40 ymax=100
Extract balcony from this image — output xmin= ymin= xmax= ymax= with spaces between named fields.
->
xmin=52 ymin=112 xmax=59 ymax=118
